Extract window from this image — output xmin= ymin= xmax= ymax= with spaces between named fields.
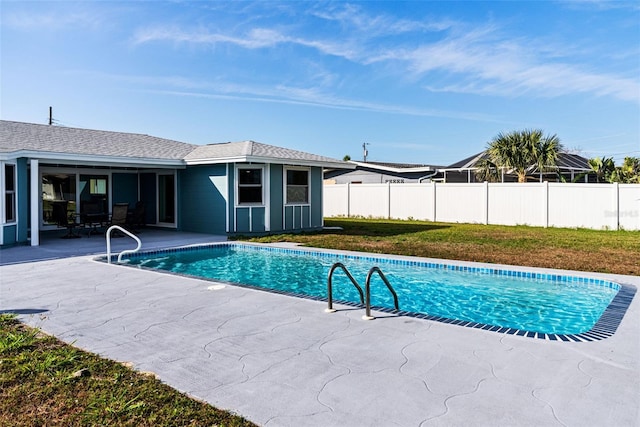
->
xmin=4 ymin=164 xmax=16 ymax=222
xmin=286 ymin=168 xmax=309 ymax=204
xmin=238 ymin=167 xmax=263 ymax=204
xmin=90 ymin=178 xmax=107 ymax=195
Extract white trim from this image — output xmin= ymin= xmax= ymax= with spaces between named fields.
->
xmin=30 ymin=159 xmax=40 ymax=246
xmin=284 ymin=166 xmax=311 ymax=206
xmin=265 ymin=164 xmax=270 ymax=232
xmin=0 ymin=149 xmax=186 ymax=168
xmin=235 ymin=164 xmax=266 ymax=207
xmin=186 ymin=155 xmax=352 ymax=170
xmin=156 ymin=171 xmax=177 ymax=228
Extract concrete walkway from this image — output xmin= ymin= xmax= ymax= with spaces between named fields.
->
xmin=1 ymin=238 xmax=638 ymax=426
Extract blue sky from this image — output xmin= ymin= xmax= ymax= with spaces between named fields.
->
xmin=1 ymin=1 xmax=639 ymax=166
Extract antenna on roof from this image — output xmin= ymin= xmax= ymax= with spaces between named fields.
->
xmin=362 ymin=142 xmax=369 ymax=162
xmin=49 ymin=106 xmax=53 ymax=125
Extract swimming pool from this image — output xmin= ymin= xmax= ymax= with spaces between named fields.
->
xmin=118 ymin=243 xmax=634 ymax=340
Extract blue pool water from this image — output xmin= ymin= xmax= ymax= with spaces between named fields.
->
xmin=122 ymin=244 xmax=620 ymax=336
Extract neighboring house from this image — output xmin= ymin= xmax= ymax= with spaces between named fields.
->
xmin=0 ymin=120 xmax=352 ymax=247
xmin=324 ymin=161 xmax=441 ymax=184
xmin=440 ymin=151 xmax=594 ymax=183
xmin=324 ymin=151 xmax=594 ymax=185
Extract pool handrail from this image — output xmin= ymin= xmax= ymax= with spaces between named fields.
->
xmin=326 ymin=262 xmax=365 ymax=313
xmin=363 ymin=266 xmax=399 ymax=320
xmin=106 ymin=225 xmax=142 ymax=264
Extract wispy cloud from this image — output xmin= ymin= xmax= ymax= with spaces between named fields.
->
xmin=130 ymin=4 xmax=639 ymax=104
xmin=372 ymin=26 xmax=640 ymax=102
xmin=138 ymin=81 xmax=497 ymax=123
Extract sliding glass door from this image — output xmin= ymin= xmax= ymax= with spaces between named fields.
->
xmin=158 ymin=173 xmax=176 ymax=225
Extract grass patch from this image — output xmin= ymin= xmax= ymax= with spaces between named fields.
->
xmin=241 ymin=218 xmax=640 ymax=275
xmin=0 ymin=314 xmax=255 ymax=426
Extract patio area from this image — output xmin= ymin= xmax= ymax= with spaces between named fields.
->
xmin=0 ymin=228 xmax=226 ymax=266
xmin=1 ymin=233 xmax=639 ymax=426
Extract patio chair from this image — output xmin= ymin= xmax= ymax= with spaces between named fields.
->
xmin=108 ymin=203 xmax=129 ymax=237
xmin=127 ymin=201 xmax=146 ymax=233
xmin=51 ymin=201 xmax=81 ymax=239
xmin=81 ymin=201 xmax=107 ymax=237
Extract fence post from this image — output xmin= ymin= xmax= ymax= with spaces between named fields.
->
xmin=432 ymin=181 xmax=437 ymax=222
xmin=346 ymin=182 xmax=350 ymax=217
xmin=543 ymin=181 xmax=549 ymax=228
xmin=614 ymin=182 xmax=620 ymax=230
xmin=387 ymin=182 xmax=391 ymax=219
xmin=483 ymin=181 xmax=489 ymax=225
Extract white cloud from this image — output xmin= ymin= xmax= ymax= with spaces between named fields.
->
xmin=130 ymin=5 xmax=639 ymax=104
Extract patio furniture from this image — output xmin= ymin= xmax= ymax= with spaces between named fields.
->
xmin=128 ymin=201 xmax=146 ymax=233
xmin=108 ymin=203 xmax=129 ymax=237
xmin=51 ymin=201 xmax=81 ymax=239
xmin=81 ymin=202 xmax=108 ymax=237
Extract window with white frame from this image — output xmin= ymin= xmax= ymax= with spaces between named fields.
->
xmin=4 ymin=164 xmax=16 ymax=223
xmin=237 ymin=167 xmax=263 ymax=205
xmin=285 ymin=168 xmax=309 ymax=204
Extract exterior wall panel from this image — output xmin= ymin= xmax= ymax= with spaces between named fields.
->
xmin=179 ymin=165 xmax=227 ymax=234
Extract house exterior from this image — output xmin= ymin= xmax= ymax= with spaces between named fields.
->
xmin=440 ymin=151 xmax=593 ymax=183
xmin=0 ymin=120 xmax=352 ymax=247
xmin=324 ymin=161 xmax=442 ymax=184
xmin=325 ymin=152 xmax=594 ymax=185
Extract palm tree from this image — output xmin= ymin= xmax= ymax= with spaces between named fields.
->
xmin=587 ymin=157 xmax=615 ymax=183
xmin=486 ymin=129 xmax=562 ymax=182
xmin=609 ymin=157 xmax=640 ymax=183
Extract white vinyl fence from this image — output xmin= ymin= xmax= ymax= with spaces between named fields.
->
xmin=323 ymin=182 xmax=640 ymax=231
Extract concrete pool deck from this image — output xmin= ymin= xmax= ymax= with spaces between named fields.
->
xmin=1 ymin=235 xmax=638 ymax=426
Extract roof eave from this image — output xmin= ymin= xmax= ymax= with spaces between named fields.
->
xmin=4 ymin=150 xmax=186 ymax=168
xmin=349 ymin=161 xmax=436 ymax=173
xmin=186 ymin=155 xmax=355 ymax=169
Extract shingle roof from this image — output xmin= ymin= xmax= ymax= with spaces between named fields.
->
xmin=184 ymin=140 xmax=348 ymax=166
xmin=0 ymin=121 xmax=350 ymax=168
xmin=0 ymin=120 xmax=195 ymax=160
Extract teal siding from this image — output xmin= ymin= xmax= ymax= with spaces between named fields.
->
xmin=112 ymin=173 xmax=138 ymax=207
xmin=251 ymin=207 xmax=266 ymax=232
xmin=284 ymin=205 xmax=294 ymax=230
xmin=269 ymin=164 xmax=283 ymax=231
xmin=178 ymin=165 xmax=227 ymax=234
xmin=17 ymin=158 xmax=28 ymax=243
xmin=228 ymin=165 xmax=235 ymax=231
xmin=2 ymin=224 xmax=17 ymax=245
xmin=301 ymin=205 xmax=310 ymax=228
xmin=236 ymin=207 xmax=250 ymax=233
xmin=310 ymin=167 xmax=323 ymax=228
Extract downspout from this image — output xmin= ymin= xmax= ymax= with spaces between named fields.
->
xmin=418 ymin=170 xmax=439 ymax=183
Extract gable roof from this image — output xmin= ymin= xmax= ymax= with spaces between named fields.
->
xmin=184 ymin=140 xmax=352 ymax=168
xmin=0 ymin=120 xmax=194 ymax=165
xmin=0 ymin=120 xmax=351 ymax=169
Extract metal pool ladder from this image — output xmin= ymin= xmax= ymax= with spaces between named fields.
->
xmin=326 ymin=262 xmax=399 ymax=320
xmin=106 ymin=225 xmax=142 ymax=264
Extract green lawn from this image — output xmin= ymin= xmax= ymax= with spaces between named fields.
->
xmin=242 ymin=218 xmax=640 ymax=276
xmin=0 ymin=314 xmax=255 ymax=427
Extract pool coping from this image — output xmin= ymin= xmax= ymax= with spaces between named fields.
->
xmin=101 ymin=241 xmax=636 ymax=342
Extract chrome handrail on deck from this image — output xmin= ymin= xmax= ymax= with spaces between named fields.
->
xmin=326 ymin=262 xmax=365 ymax=313
xmin=106 ymin=225 xmax=142 ymax=264
xmin=363 ymin=266 xmax=399 ymax=320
